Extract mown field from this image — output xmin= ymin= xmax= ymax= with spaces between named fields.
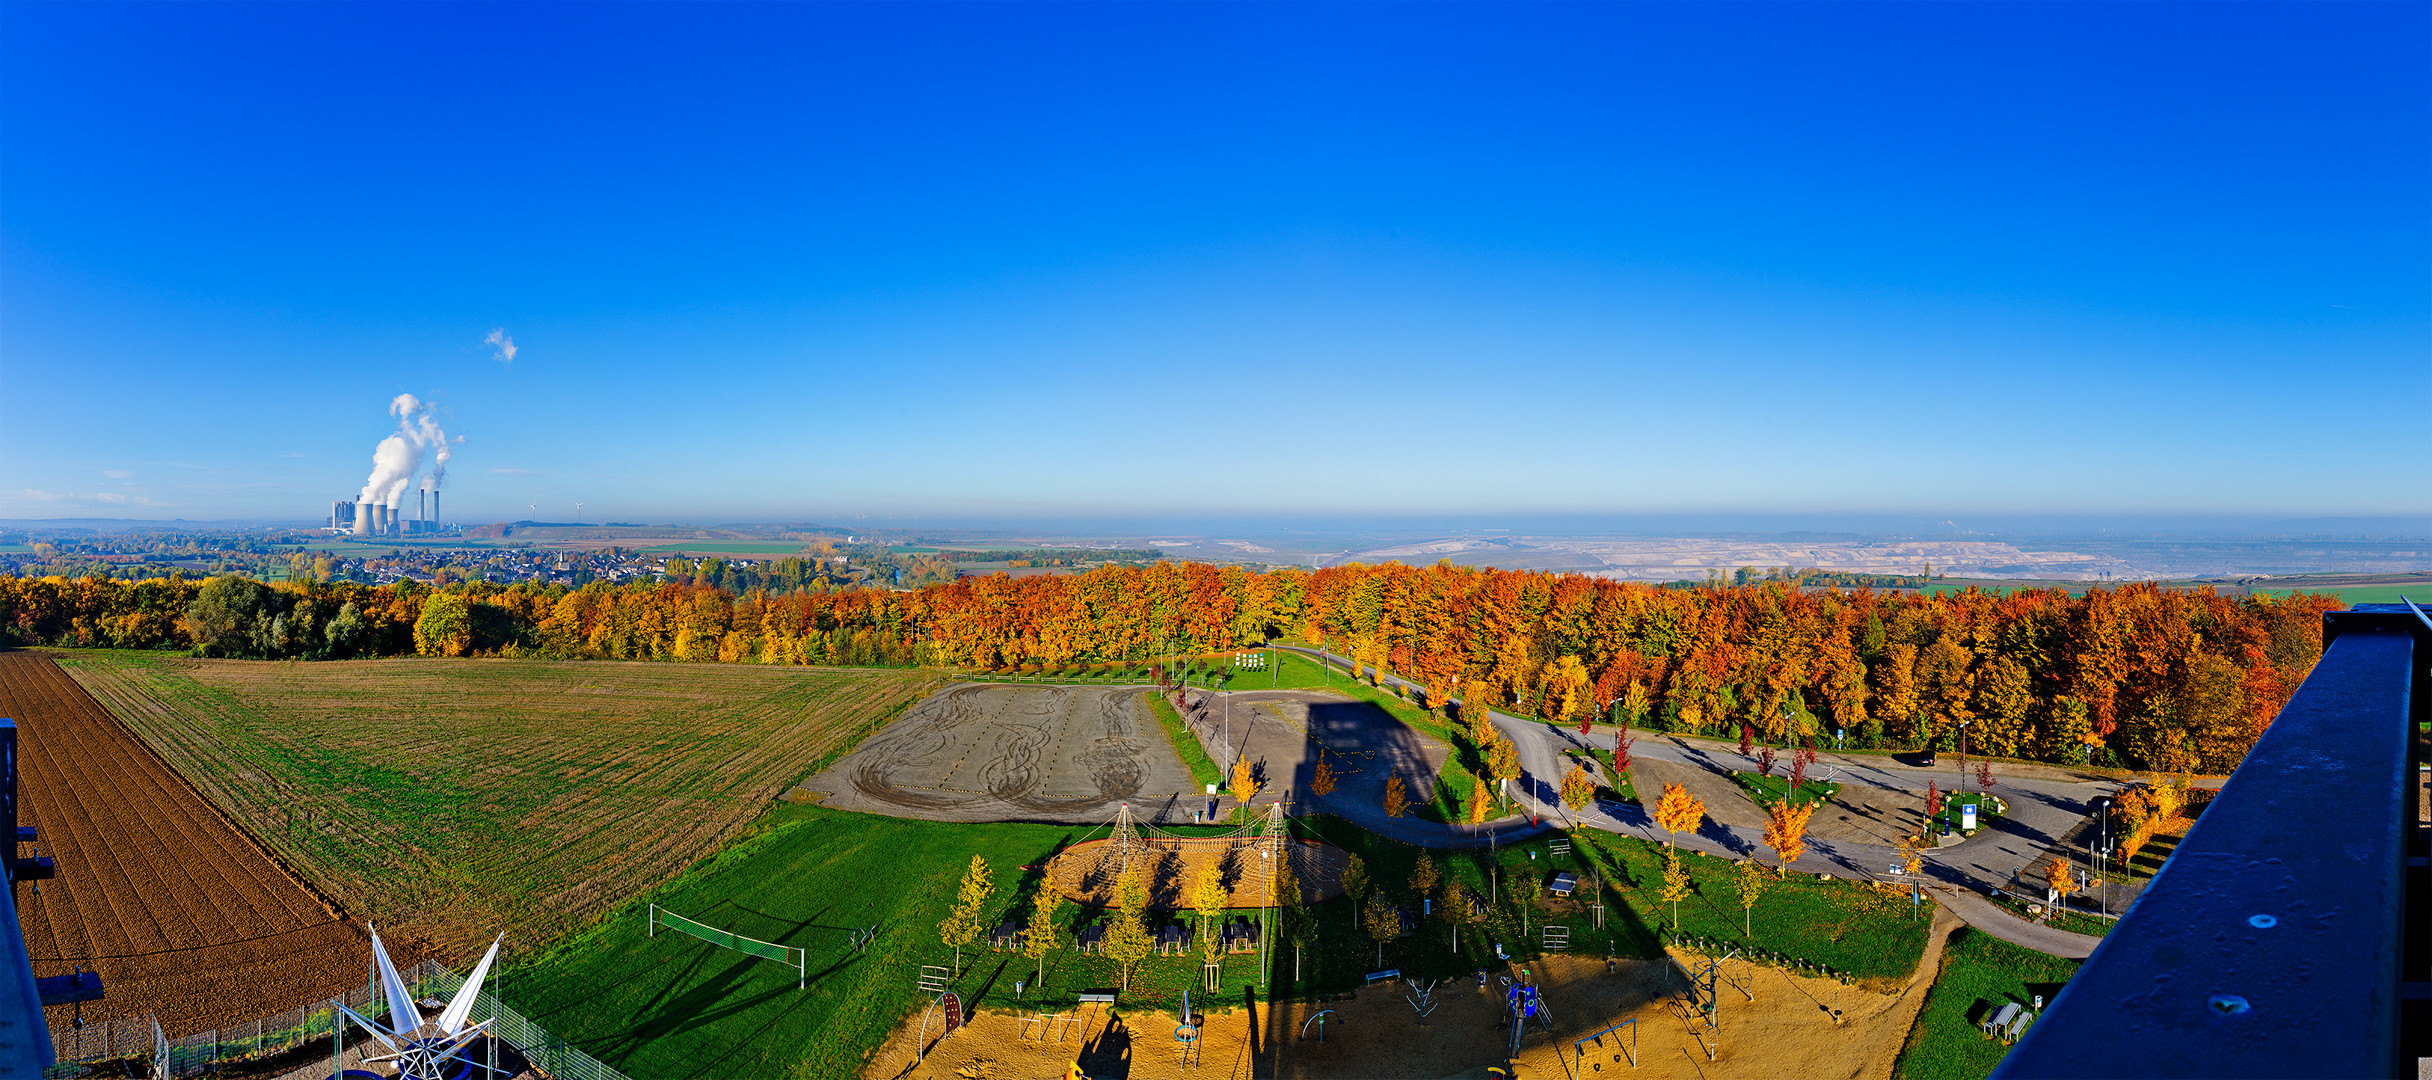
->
xmin=1892 ymin=928 xmax=2081 ymax=1080
xmin=56 ymin=650 xmax=938 ymax=958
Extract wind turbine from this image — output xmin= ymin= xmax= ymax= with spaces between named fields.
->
xmin=335 ymin=924 xmax=502 ymax=1080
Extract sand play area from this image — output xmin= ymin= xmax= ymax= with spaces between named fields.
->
xmin=865 ymin=909 xmax=1956 ymax=1080
xmin=801 ymin=684 xmax=1205 ymax=823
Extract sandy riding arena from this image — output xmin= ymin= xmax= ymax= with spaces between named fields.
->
xmin=0 ymin=651 xmax=365 ymax=1037
xmin=801 ymin=685 xmax=1203 ymax=823
xmin=864 ymin=915 xmax=1954 ymax=1080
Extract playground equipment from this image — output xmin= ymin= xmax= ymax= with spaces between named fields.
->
xmin=1503 ymin=978 xmax=1554 ymax=1060
xmin=1300 ymin=1009 xmax=1337 ymax=1043
xmin=1575 ymin=1018 xmax=1639 ymax=1070
xmin=333 ymin=925 xmax=501 ymax=1080
xmin=1669 ymin=946 xmax=1747 ymax=1061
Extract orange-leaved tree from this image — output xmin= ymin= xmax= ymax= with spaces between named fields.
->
xmin=2043 ymin=855 xmax=2079 ymax=899
xmin=1310 ymin=755 xmax=1338 ymax=798
xmin=1762 ymin=799 xmax=1816 ymax=873
xmin=1654 ymin=782 xmax=1706 ymax=849
xmin=1383 ymin=773 xmax=1408 ymax=818
xmin=1465 ymin=772 xmax=1495 ymax=824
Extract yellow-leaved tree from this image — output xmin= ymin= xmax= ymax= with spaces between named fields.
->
xmin=1103 ymin=864 xmax=1153 ymax=992
xmin=1383 ymin=773 xmax=1408 ymax=818
xmin=1310 ymin=756 xmax=1339 ymax=798
xmin=1654 ymin=782 xmax=1706 ymax=849
xmin=1559 ymin=764 xmax=1595 ymax=811
xmin=1465 ymin=772 xmax=1495 ymax=824
xmin=939 ymin=854 xmax=993 ymax=975
xmin=1231 ymin=756 xmax=1259 ymax=804
xmin=1659 ymin=851 xmax=1692 ymax=929
xmin=1023 ymin=855 xmax=1063 ymax=985
xmin=1193 ymin=864 xmax=1230 ymax=983
xmin=1733 ymin=857 xmax=1768 ymax=936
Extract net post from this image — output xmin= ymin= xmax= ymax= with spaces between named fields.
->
xmin=648 ymin=903 xmax=656 ymax=938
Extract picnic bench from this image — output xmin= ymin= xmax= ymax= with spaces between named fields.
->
xmin=1075 ymin=923 xmax=1106 ymax=955
xmin=1157 ymin=924 xmax=1188 ymax=956
xmin=1548 ymin=872 xmax=1579 ymax=898
xmin=990 ymin=919 xmax=1026 ymax=949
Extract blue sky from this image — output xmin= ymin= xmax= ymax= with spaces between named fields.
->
xmin=2 ymin=2 xmax=2425 ymax=526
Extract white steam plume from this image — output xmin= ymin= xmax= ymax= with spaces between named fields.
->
xmin=484 ymin=328 xmax=517 ymax=365
xmin=359 ymin=394 xmax=454 ymax=509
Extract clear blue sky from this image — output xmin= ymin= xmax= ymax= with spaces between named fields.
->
xmin=3 ymin=2 xmax=2425 ymax=526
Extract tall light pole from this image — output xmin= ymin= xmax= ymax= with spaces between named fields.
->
xmin=1956 ymin=721 xmax=1973 ymax=798
xmin=2090 ymin=794 xmax=2114 ymax=917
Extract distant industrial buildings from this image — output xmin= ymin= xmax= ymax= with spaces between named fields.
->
xmin=328 ymin=489 xmax=444 ymax=536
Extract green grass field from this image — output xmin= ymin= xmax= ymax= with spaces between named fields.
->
xmin=1892 ymin=928 xmax=2081 ymax=1080
xmin=2261 ymin=583 xmax=2430 ymax=606
xmin=55 ymin=650 xmax=938 ymax=957
xmin=641 ymin=541 xmax=813 ymax=554
xmin=501 ymin=801 xmax=1935 ymax=1077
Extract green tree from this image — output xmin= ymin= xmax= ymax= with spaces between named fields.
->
xmin=1340 ymin=853 xmax=1369 ymax=908
xmin=1273 ymin=851 xmax=1315 ymax=982
xmin=413 ymin=592 xmax=474 ymax=658
xmin=1362 ymin=889 xmax=1399 ymax=966
xmin=1733 ymin=857 xmax=1768 ymax=936
xmin=938 ymin=854 xmax=993 ymax=976
xmin=1660 ymin=851 xmax=1692 ymax=930
xmin=1192 ymin=863 xmax=1230 ymax=979
xmin=183 ymin=575 xmax=268 ymax=656
xmin=1023 ymin=856 xmax=1064 ymax=986
xmin=1104 ymin=865 xmax=1154 ymax=992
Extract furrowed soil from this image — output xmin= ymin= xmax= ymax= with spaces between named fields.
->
xmin=54 ymin=651 xmax=938 ymax=961
xmin=0 ymin=650 xmax=364 ymax=1037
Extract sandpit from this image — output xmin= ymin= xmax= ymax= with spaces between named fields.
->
xmin=864 ymin=909 xmax=1958 ymax=1080
xmin=799 ymin=684 xmax=1204 ymax=823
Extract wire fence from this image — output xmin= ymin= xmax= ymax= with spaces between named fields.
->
xmin=45 ymin=958 xmax=631 ymax=1080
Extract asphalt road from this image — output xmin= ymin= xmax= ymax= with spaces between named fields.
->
xmin=1266 ymin=643 xmax=2126 ymax=957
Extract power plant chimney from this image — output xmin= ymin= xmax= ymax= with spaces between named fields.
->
xmin=432 ymin=490 xmax=440 ymax=526
xmin=419 ymin=489 xmax=427 ymax=524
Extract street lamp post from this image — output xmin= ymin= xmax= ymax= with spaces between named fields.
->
xmin=2090 ymin=795 xmax=2114 ymax=917
xmin=1956 ymin=722 xmax=1973 ymax=798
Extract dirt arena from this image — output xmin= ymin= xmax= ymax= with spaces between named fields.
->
xmin=801 ymin=684 xmax=1205 ymax=823
xmin=0 ymin=651 xmax=366 ymax=1037
xmin=865 ymin=910 xmax=1956 ymax=1079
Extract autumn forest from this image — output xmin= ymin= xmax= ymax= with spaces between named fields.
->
xmin=0 ymin=561 xmax=2337 ymax=775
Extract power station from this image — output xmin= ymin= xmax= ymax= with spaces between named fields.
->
xmin=329 ymin=488 xmax=443 ymax=536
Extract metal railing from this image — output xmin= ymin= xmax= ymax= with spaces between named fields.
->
xmin=1994 ymin=603 xmax=2429 ymax=1078
xmin=44 ymin=958 xmax=630 ymax=1080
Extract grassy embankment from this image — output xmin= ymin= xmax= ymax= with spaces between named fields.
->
xmin=1731 ymin=772 xmax=1844 ymax=809
xmin=1892 ymin=928 xmax=2081 ymax=1080
xmin=54 ymin=649 xmax=939 ymax=958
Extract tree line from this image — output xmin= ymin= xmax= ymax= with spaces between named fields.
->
xmin=0 ymin=560 xmax=2337 ymax=773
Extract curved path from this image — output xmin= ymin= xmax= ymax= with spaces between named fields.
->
xmin=1266 ymin=644 xmax=2113 ymax=957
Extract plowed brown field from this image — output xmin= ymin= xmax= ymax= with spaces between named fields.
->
xmin=1 ymin=650 xmax=365 ymax=1037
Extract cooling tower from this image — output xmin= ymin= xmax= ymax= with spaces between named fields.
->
xmin=354 ymin=502 xmax=372 ymax=537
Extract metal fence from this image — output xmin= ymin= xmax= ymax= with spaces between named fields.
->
xmin=46 ymin=958 xmax=631 ymax=1080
